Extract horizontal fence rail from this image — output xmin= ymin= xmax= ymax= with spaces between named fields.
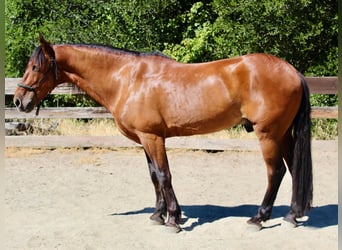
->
xmin=5 ymin=77 xmax=338 ymax=119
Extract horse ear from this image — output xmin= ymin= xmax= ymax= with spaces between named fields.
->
xmin=39 ymin=34 xmax=53 ymax=57
xmin=39 ymin=34 xmax=49 ymax=46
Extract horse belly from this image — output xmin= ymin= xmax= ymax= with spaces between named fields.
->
xmin=163 ymin=94 xmax=242 ymax=137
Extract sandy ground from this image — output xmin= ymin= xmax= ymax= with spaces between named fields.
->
xmin=5 ymin=140 xmax=337 ymax=250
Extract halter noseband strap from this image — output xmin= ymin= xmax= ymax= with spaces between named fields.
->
xmin=17 ymin=57 xmax=59 ymax=116
xmin=17 ymin=83 xmax=36 ymax=92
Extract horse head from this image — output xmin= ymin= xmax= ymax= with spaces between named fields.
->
xmin=13 ymin=35 xmax=59 ymax=114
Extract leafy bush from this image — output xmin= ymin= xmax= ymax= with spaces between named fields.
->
xmin=165 ymin=0 xmax=338 ymax=76
xmin=5 ymin=0 xmax=196 ymax=76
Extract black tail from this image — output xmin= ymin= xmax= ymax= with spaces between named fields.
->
xmin=291 ymin=73 xmax=313 ymax=217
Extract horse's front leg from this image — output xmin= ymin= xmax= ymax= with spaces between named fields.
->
xmin=144 ymin=150 xmax=167 ymax=225
xmin=141 ymin=134 xmax=182 ymax=232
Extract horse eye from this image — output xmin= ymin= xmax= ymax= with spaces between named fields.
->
xmin=32 ymin=65 xmax=39 ymax=72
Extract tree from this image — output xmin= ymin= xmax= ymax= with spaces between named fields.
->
xmin=5 ymin=0 xmax=198 ymax=76
xmin=164 ymin=0 xmax=337 ymax=76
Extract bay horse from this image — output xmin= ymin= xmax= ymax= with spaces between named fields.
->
xmin=14 ymin=35 xmax=313 ymax=232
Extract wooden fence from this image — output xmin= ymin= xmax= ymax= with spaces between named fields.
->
xmin=5 ymin=77 xmax=338 ymax=149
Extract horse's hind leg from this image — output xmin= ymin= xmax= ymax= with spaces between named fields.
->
xmin=248 ymin=132 xmax=286 ymax=229
xmin=280 ymin=130 xmax=301 ymax=226
xmin=141 ymin=134 xmax=182 ymax=231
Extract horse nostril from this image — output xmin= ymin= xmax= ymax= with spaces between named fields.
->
xmin=14 ymin=97 xmax=22 ymax=109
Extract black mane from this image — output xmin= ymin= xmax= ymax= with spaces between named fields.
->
xmin=74 ymin=43 xmax=173 ymax=60
xmin=30 ymin=44 xmax=56 ymax=66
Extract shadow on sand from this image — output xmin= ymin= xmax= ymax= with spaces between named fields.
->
xmin=111 ymin=204 xmax=337 ymax=231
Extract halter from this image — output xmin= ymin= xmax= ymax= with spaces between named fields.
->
xmin=17 ymin=57 xmax=59 ymax=116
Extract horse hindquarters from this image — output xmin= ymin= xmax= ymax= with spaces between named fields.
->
xmin=248 ymin=74 xmax=313 ymax=228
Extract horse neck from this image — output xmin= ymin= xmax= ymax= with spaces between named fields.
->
xmin=53 ymin=44 xmax=136 ymax=113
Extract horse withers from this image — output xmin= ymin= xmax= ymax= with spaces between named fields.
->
xmin=14 ymin=35 xmax=313 ymax=232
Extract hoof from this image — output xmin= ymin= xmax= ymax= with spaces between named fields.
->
xmin=165 ymin=222 xmax=182 ymax=233
xmin=150 ymin=213 xmax=165 ymax=225
xmin=246 ymin=219 xmax=262 ymax=232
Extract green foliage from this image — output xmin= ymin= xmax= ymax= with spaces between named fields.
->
xmin=41 ymin=94 xmax=98 ymax=108
xmin=5 ymin=0 xmax=195 ymax=76
xmin=310 ymin=94 xmax=338 ymax=107
xmin=165 ymin=0 xmax=338 ymax=76
xmin=163 ymin=2 xmax=216 ymax=62
xmin=311 ymin=119 xmax=338 ymax=140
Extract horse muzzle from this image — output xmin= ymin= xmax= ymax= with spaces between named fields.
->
xmin=13 ymin=93 xmax=37 ymax=113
